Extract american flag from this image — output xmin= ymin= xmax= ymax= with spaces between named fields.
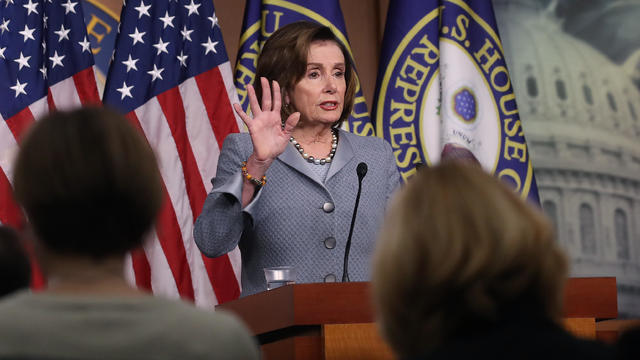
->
xmin=103 ymin=0 xmax=243 ymax=307
xmin=0 ymin=0 xmax=100 ymax=263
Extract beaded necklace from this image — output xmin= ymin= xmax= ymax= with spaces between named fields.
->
xmin=289 ymin=129 xmax=338 ymax=165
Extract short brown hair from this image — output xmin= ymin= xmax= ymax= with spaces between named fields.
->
xmin=255 ymin=21 xmax=357 ymax=128
xmin=372 ymin=162 xmax=567 ymax=358
xmin=13 ymin=107 xmax=163 ymax=258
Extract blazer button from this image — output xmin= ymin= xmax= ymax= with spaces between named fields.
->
xmin=324 ymin=274 xmax=336 ymax=282
xmin=323 ymin=202 xmax=335 ymax=213
xmin=324 ymin=237 xmax=336 ymax=249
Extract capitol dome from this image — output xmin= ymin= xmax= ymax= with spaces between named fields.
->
xmin=494 ymin=0 xmax=640 ymax=317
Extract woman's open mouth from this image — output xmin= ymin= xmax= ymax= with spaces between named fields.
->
xmin=319 ymin=101 xmax=339 ymax=111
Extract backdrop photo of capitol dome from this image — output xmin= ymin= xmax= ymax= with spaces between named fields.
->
xmin=493 ymin=0 xmax=640 ymax=318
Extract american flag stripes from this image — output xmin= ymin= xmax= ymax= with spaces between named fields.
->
xmin=103 ymin=0 xmax=243 ymax=307
xmin=0 ymin=1 xmax=100 ymax=230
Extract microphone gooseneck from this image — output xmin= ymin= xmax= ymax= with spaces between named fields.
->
xmin=356 ymin=162 xmax=368 ymax=180
xmin=342 ymin=162 xmax=368 ymax=282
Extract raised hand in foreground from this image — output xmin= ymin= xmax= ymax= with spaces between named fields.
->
xmin=233 ymin=77 xmax=300 ymax=206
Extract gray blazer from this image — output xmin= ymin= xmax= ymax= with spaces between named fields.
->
xmin=194 ymin=130 xmax=400 ymax=296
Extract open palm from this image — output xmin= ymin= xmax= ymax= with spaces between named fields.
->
xmin=233 ymin=77 xmax=300 ymax=162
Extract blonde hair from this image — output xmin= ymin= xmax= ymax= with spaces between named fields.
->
xmin=372 ymin=162 xmax=567 ymax=358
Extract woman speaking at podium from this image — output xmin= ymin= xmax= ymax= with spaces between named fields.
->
xmin=194 ymin=21 xmax=400 ymax=296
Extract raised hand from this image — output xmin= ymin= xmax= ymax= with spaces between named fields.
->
xmin=233 ymin=77 xmax=300 ymax=162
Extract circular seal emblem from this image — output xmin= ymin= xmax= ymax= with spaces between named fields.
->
xmin=376 ymin=0 xmax=536 ymax=199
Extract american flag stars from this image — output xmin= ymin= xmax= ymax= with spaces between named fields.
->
xmin=22 ymin=0 xmax=38 ymax=15
xmin=105 ymin=0 xmax=226 ymax=113
xmin=122 ymin=54 xmax=139 ymax=72
xmin=129 ymin=27 xmax=145 ymax=45
xmin=116 ymin=81 xmax=134 ymax=100
xmin=14 ymin=52 xmax=30 ymax=70
xmin=135 ymin=1 xmax=151 ymax=19
xmin=152 ymin=38 xmax=169 ymax=55
xmin=147 ymin=64 xmax=164 ymax=81
xmin=10 ymin=79 xmax=27 ymax=97
xmin=78 ymin=36 xmax=91 ymax=53
xmin=0 ymin=19 xmax=10 ymax=34
xmin=201 ymin=37 xmax=218 ymax=55
xmin=159 ymin=11 xmax=175 ymax=29
xmin=207 ymin=14 xmax=218 ymax=28
xmin=61 ymin=0 xmax=77 ymax=15
xmin=184 ymin=0 xmax=200 ymax=16
xmin=18 ymin=25 xmax=35 ymax=42
xmin=49 ymin=51 xmax=65 ymax=68
xmin=54 ymin=24 xmax=70 ymax=42
xmin=181 ymin=25 xmax=193 ymax=42
xmin=177 ymin=51 xmax=188 ymax=67
xmin=0 ymin=0 xmax=94 ymax=113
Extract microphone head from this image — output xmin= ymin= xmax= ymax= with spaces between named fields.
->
xmin=356 ymin=162 xmax=368 ymax=180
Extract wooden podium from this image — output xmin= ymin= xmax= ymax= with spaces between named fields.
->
xmin=217 ymin=278 xmax=618 ymax=360
xmin=217 ymin=282 xmax=390 ymax=359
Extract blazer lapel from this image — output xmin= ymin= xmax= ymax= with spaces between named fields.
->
xmin=326 ymin=130 xmax=354 ymax=182
xmin=277 ymin=141 xmax=324 ymax=186
xmin=277 ymin=130 xmax=354 ymax=186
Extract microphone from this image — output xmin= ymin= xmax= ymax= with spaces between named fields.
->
xmin=342 ymin=162 xmax=368 ymax=282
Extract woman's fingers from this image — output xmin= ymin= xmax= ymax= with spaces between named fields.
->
xmin=247 ymin=84 xmax=261 ymax=117
xmin=283 ymin=112 xmax=300 ymax=135
xmin=233 ymin=103 xmax=252 ymax=127
xmin=260 ymin=77 xmax=272 ymax=112
xmin=244 ymin=78 xmax=285 ymax=134
xmin=272 ymin=80 xmax=281 ymax=112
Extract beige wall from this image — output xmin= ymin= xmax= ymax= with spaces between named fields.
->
xmin=95 ymin=0 xmax=389 ymax=110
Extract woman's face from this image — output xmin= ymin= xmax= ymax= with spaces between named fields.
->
xmin=287 ymin=40 xmax=346 ymax=126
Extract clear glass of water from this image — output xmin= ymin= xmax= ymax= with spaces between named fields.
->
xmin=264 ymin=266 xmax=296 ymax=290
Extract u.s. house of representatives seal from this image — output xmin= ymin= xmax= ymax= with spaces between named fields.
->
xmin=376 ymin=0 xmax=536 ymax=199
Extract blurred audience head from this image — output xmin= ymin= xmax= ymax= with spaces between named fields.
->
xmin=372 ymin=161 xmax=567 ymax=358
xmin=0 ymin=226 xmax=31 ymax=296
xmin=12 ymin=106 xmax=163 ymax=259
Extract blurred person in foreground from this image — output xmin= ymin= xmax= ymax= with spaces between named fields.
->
xmin=372 ymin=162 xmax=613 ymax=360
xmin=0 ymin=107 xmax=259 ymax=360
xmin=0 ymin=226 xmax=31 ymax=297
xmin=617 ymin=325 xmax=640 ymax=360
xmin=195 ymin=21 xmax=400 ymax=296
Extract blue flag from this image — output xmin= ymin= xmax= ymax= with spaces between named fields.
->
xmin=81 ymin=0 xmax=120 ymax=87
xmin=234 ymin=0 xmax=373 ymax=136
xmin=373 ymin=0 xmax=540 ymax=203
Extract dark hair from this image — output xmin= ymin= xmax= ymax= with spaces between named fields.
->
xmin=13 ymin=107 xmax=163 ymax=258
xmin=255 ymin=21 xmax=357 ymax=128
xmin=0 ymin=226 xmax=31 ymax=296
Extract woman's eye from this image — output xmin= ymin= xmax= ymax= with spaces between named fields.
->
xmin=308 ymin=71 xmax=320 ymax=79
xmin=334 ymin=71 xmax=344 ymax=78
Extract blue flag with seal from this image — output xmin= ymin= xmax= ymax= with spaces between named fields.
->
xmin=81 ymin=0 xmax=120 ymax=89
xmin=373 ymin=0 xmax=540 ymax=203
xmin=234 ymin=0 xmax=373 ymax=136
